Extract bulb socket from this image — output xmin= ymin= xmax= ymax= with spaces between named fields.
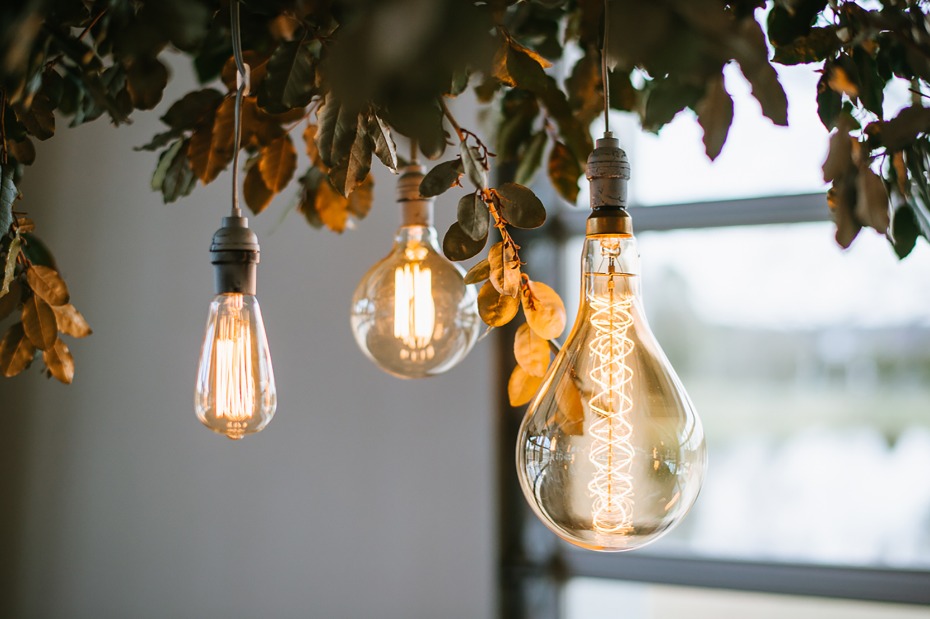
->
xmin=585 ymin=133 xmax=633 ymax=236
xmin=396 ymin=164 xmax=434 ymax=227
xmin=210 ymin=216 xmax=259 ymax=295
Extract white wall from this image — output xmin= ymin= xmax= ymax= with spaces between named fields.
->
xmin=0 ymin=62 xmax=495 ymax=619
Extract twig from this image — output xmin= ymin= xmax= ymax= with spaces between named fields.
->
xmin=44 ymin=8 xmax=109 ymax=70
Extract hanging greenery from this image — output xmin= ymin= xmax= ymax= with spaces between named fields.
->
xmin=0 ymin=0 xmax=927 ymax=386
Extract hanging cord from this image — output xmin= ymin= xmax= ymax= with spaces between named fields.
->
xmin=602 ymin=0 xmax=610 ymax=136
xmin=230 ymin=0 xmax=250 ymax=218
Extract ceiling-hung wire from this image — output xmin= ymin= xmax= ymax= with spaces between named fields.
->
xmin=229 ymin=0 xmax=250 ymax=218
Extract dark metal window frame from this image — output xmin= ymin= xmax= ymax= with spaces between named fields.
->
xmin=497 ymin=192 xmax=930 ymax=618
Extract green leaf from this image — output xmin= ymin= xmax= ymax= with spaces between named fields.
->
xmin=369 ymin=114 xmax=398 ymax=171
xmin=0 ymin=164 xmax=16 ymax=234
xmin=548 ymin=141 xmax=582 ymax=204
xmin=161 ymin=89 xmax=223 ymax=131
xmin=160 ymin=139 xmax=197 ymax=203
xmin=443 ymin=221 xmax=487 ymax=261
xmin=695 ymin=73 xmax=734 ymax=161
xmin=259 ymin=134 xmax=297 ymax=193
xmin=514 ymin=131 xmax=547 ymax=187
xmin=772 ymin=26 xmax=840 ymax=65
xmin=892 ymin=205 xmax=920 ymax=259
xmin=258 ymin=40 xmax=318 ymax=113
xmin=126 ymin=57 xmax=169 ymax=111
xmin=457 ymin=192 xmax=489 ymax=241
xmin=816 ymin=73 xmax=842 ymax=130
xmin=420 ymin=159 xmax=463 ymax=197
xmin=497 ymin=183 xmax=546 ymax=229
xmin=460 ymin=143 xmax=488 ymax=189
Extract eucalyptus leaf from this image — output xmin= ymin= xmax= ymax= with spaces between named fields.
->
xmin=442 ymin=221 xmax=487 ymax=261
xmin=497 ymin=183 xmax=546 ymax=229
xmin=508 ymin=364 xmax=542 ymax=407
xmin=464 ymin=259 xmax=490 ymax=285
xmin=477 ymin=281 xmax=520 ymax=327
xmin=161 ymin=89 xmax=223 ymax=131
xmin=457 ymin=192 xmax=489 ymax=242
xmin=420 ymin=159 xmax=463 ymax=197
xmin=52 ymin=303 xmax=92 ymax=338
xmin=460 ymin=143 xmax=488 ymax=189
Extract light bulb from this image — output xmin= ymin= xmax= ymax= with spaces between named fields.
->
xmin=195 ymin=217 xmax=276 ymax=439
xmin=516 ymin=136 xmax=706 ymax=551
xmin=351 ymin=165 xmax=481 ymax=378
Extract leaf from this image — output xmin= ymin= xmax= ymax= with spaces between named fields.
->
xmin=344 ymin=114 xmax=372 ymax=196
xmin=443 ymin=221 xmax=487 ymax=261
xmin=258 ymin=40 xmax=317 ymax=113
xmin=514 ymin=131 xmax=547 ymax=187
xmin=0 ymin=280 xmax=21 ymax=321
xmin=161 ymin=139 xmax=197 ymax=203
xmin=25 ymin=265 xmax=69 ymax=306
xmin=855 ymin=167 xmax=890 ymax=232
xmin=188 ymin=96 xmax=235 ymax=183
xmin=522 ymin=280 xmax=565 ymax=340
xmin=822 ymin=131 xmax=853 ymax=183
xmin=2 ymin=235 xmax=21 ymax=297
xmin=161 ymin=89 xmax=224 ymax=131
xmin=865 ymin=106 xmax=930 ymax=152
xmin=1 ymin=164 xmax=17 ymax=233
xmin=303 ymin=123 xmax=320 ymax=164
xmin=369 ymin=114 xmax=398 ymax=171
xmin=489 ymin=241 xmax=522 ymax=297
xmin=825 ymin=56 xmax=859 ymax=98
xmin=816 ymin=73 xmax=842 ymax=130
xmin=126 ymin=57 xmax=169 ymax=110
xmin=464 ymin=259 xmax=490 ymax=285
xmin=52 ymin=303 xmax=92 ymax=338
xmin=735 ymin=19 xmax=789 ymax=127
xmin=259 ymin=134 xmax=297 ymax=193
xmin=514 ymin=323 xmax=550 ymax=377
xmin=43 ymin=339 xmax=74 ymax=384
xmin=508 ymin=365 xmax=543 ymax=407
xmin=548 ymin=141 xmax=581 ymax=204
xmin=0 ymin=323 xmax=35 ymax=377
xmin=772 ymin=26 xmax=840 ymax=65
xmin=478 ymin=281 xmax=520 ymax=327
xmin=244 ymin=162 xmax=274 ymax=215
xmin=381 ymin=99 xmax=447 ymax=160
xmin=460 ymin=143 xmax=488 ymax=189
xmin=695 ymin=73 xmax=734 ymax=161
xmin=828 ymin=182 xmax=860 ymax=249
xmin=497 ymin=183 xmax=546 ymax=229
xmin=420 ymin=159 xmax=464 ymax=197
xmin=766 ymin=1 xmax=827 ymax=47
xmin=457 ymin=192 xmax=489 ymax=242
xmin=315 ymin=177 xmax=351 ymax=233
xmin=22 ymin=293 xmax=57 ymax=350
xmin=346 ymin=175 xmax=374 ymax=220
xmin=16 ymin=92 xmax=55 ymax=140
xmin=566 ymin=49 xmax=603 ymax=125
xmin=892 ymin=205 xmax=919 ymax=259
xmin=8 ymin=138 xmax=35 ymax=165
xmin=644 ymin=77 xmax=703 ymax=131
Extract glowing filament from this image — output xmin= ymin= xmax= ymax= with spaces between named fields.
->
xmin=588 ymin=273 xmax=635 ymax=534
xmin=393 ymin=263 xmax=435 ymax=360
xmin=214 ymin=294 xmax=255 ymax=422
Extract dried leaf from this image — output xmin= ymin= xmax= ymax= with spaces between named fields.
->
xmin=696 ymin=73 xmax=734 ymax=161
xmin=822 ymin=131 xmax=853 ymax=183
xmin=52 ymin=303 xmax=92 ymax=338
xmin=514 ymin=323 xmax=550 ymax=377
xmin=2 ymin=235 xmax=22 ymax=296
xmin=22 ymin=293 xmax=57 ymax=350
xmin=160 ymin=89 xmax=224 ymax=131
xmin=826 ymin=59 xmax=858 ymax=98
xmin=244 ymin=163 xmax=274 ymax=215
xmin=344 ymin=114 xmax=372 ymax=196
xmin=259 ymin=134 xmax=297 ymax=193
xmin=522 ymin=280 xmax=566 ymax=341
xmin=489 ymin=241 xmax=521 ymax=297
xmin=497 ymin=183 xmax=546 ymax=229
xmin=315 ymin=177 xmax=350 ymax=233
xmin=26 ymin=265 xmax=69 ymax=306
xmin=126 ymin=56 xmax=169 ymax=110
xmin=8 ymin=138 xmax=35 ymax=165
xmin=734 ymin=19 xmax=788 ymax=127
xmin=369 ymin=114 xmax=398 ymax=171
xmin=420 ymin=159 xmax=463 ymax=197
xmin=816 ymin=73 xmax=842 ymax=130
xmin=828 ymin=182 xmax=860 ymax=248
xmin=0 ymin=279 xmax=21 ymax=321
xmin=43 ymin=339 xmax=74 ymax=384
xmin=443 ymin=221 xmax=487 ymax=261
xmin=463 ymin=259 xmax=490 ymax=285
xmin=0 ymin=322 xmax=35 ymax=377
xmin=548 ymin=141 xmax=581 ymax=204
xmin=258 ymin=40 xmax=317 ymax=112
xmin=303 ymin=123 xmax=320 ymax=165
xmin=477 ymin=281 xmax=520 ymax=327
xmin=457 ymin=192 xmax=489 ymax=242
xmin=188 ymin=96 xmax=235 ymax=183
xmin=508 ymin=364 xmax=542 ymax=407
xmin=855 ymin=167 xmax=890 ymax=232
xmin=772 ymin=26 xmax=840 ymax=65
xmin=346 ymin=175 xmax=374 ymax=220
xmin=892 ymin=152 xmax=909 ymax=198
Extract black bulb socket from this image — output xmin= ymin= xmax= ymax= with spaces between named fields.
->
xmin=210 ymin=216 xmax=259 ymax=295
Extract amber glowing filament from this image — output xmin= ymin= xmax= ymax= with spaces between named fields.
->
xmin=213 ymin=294 xmax=256 ymax=422
xmin=587 ymin=267 xmax=636 ymax=534
xmin=394 ymin=262 xmax=436 ymax=361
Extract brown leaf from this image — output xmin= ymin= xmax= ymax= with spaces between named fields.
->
xmin=187 ymin=97 xmax=236 ymax=183
xmin=259 ymin=134 xmax=297 ymax=193
xmin=344 ymin=114 xmax=372 ymax=196
xmin=315 ymin=177 xmax=349 ymax=233
xmin=892 ymin=151 xmax=909 ymax=198
xmin=522 ymin=280 xmax=566 ymax=340
xmin=22 ymin=293 xmax=57 ymax=350
xmin=828 ymin=182 xmax=861 ymax=248
xmin=548 ymin=141 xmax=581 ymax=204
xmin=464 ymin=259 xmax=490 ymax=285
xmin=346 ymin=174 xmax=374 ymax=220
xmin=0 ymin=279 xmax=21 ymax=321
xmin=2 ymin=234 xmax=22 ymax=296
xmin=303 ymin=123 xmax=320 ymax=165
xmin=514 ymin=323 xmax=550 ymax=377
xmin=0 ymin=322 xmax=35 ymax=377
xmin=508 ymin=365 xmax=543 ymax=407
xmin=822 ymin=131 xmax=853 ymax=183
xmin=477 ymin=281 xmax=520 ymax=327
xmin=855 ymin=167 xmax=890 ymax=232
xmin=244 ymin=162 xmax=274 ymax=215
xmin=52 ymin=303 xmax=92 ymax=338
xmin=25 ymin=265 xmax=69 ymax=306
xmin=43 ymin=339 xmax=74 ymax=384
xmin=696 ymin=73 xmax=734 ymax=161
xmin=488 ymin=241 xmax=521 ymax=297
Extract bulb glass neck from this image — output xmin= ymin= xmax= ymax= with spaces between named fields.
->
xmin=396 ymin=163 xmax=434 ymax=227
xmin=582 ymin=235 xmax=641 ymax=300
xmin=394 ymin=224 xmax=439 ymax=250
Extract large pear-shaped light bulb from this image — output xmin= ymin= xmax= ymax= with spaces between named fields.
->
xmin=351 ymin=166 xmax=480 ymax=378
xmin=195 ymin=217 xmax=276 ymax=440
xmin=516 ymin=136 xmax=706 ymax=552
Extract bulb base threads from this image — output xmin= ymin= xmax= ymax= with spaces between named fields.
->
xmin=210 ymin=216 xmax=260 ymax=295
xmin=586 ymin=133 xmax=632 ymax=236
xmin=397 ymin=164 xmax=434 ymax=227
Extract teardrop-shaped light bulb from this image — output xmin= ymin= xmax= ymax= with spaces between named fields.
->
xmin=516 ymin=135 xmax=706 ymax=551
xmin=350 ymin=166 xmax=481 ymax=378
xmin=195 ymin=216 xmax=276 ymax=440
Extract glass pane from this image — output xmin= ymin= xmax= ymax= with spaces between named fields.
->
xmin=561 ymin=223 xmax=930 ymax=568
xmin=564 ymin=578 xmax=930 ymax=619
